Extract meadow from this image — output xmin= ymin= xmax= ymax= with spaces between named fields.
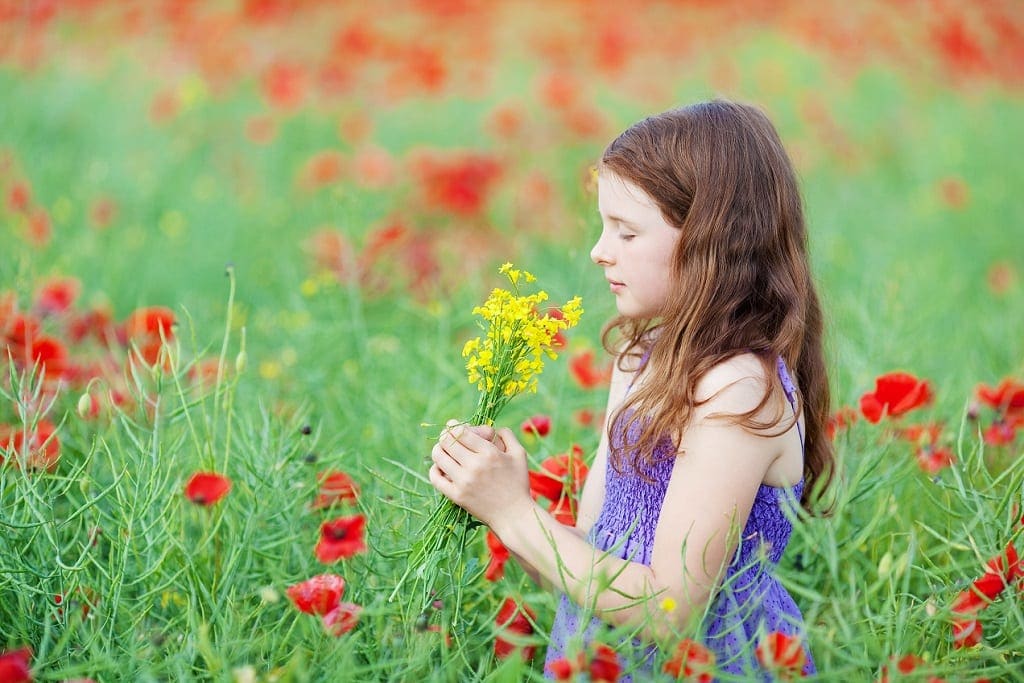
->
xmin=1 ymin=2 xmax=1023 ymax=681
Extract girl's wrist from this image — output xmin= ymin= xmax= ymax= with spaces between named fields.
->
xmin=490 ymin=497 xmax=538 ymax=542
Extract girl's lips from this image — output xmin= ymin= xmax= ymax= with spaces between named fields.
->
xmin=608 ymin=280 xmax=625 ymax=292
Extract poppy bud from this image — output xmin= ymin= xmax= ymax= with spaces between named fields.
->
xmin=235 ymin=350 xmax=247 ymax=374
xmin=77 ymin=393 xmax=92 ymax=418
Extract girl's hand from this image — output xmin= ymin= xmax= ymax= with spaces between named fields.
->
xmin=428 ymin=420 xmax=534 ymax=530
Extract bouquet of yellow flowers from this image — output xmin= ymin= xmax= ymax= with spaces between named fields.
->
xmin=391 ymin=263 xmax=582 ymax=617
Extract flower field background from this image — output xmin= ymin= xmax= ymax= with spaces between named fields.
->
xmin=1 ymin=1 xmax=1024 ymax=681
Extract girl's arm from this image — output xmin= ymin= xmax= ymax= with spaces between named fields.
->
xmin=502 ymin=359 xmax=631 ymax=587
xmin=429 ymin=354 xmax=792 ymax=643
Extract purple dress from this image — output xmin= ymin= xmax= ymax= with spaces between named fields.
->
xmin=543 ymin=356 xmax=815 ymax=680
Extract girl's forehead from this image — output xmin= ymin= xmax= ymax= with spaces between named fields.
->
xmin=597 ymin=171 xmax=658 ymax=213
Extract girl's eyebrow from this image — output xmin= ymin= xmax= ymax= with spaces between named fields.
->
xmin=599 ymin=212 xmax=640 ymax=228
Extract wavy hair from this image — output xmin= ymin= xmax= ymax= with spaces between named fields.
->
xmin=599 ymin=100 xmax=834 ymax=512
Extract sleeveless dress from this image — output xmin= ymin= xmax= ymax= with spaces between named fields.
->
xmin=543 ymin=356 xmax=816 ymax=681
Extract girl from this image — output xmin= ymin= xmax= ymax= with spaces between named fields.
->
xmin=429 ymin=100 xmax=833 ymax=680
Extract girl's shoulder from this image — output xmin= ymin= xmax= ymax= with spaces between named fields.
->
xmin=692 ymin=352 xmax=778 ymax=417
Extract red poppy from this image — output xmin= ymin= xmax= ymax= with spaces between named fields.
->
xmin=298 ymin=150 xmax=346 ymax=190
xmin=663 ymin=638 xmax=715 ymax=681
xmin=27 ymin=208 xmax=52 ymax=247
xmin=123 ymin=306 xmax=176 ymax=343
xmin=486 ymin=103 xmax=524 ymax=140
xmin=987 ymin=260 xmax=1016 ymax=295
xmin=322 ymin=602 xmax=362 ymax=636
xmin=588 ymin=643 xmax=621 ymax=683
xmin=547 ymin=655 xmax=580 ymax=681
xmin=878 ymin=654 xmax=924 ymax=683
xmin=896 ymin=422 xmax=943 ymax=446
xmin=529 ymin=445 xmax=588 ymax=502
xmin=986 ymin=541 xmax=1023 ymax=582
xmin=353 ymin=145 xmax=395 ymax=189
xmin=183 ymin=472 xmax=232 ymax=506
xmin=569 ymin=350 xmax=611 ymax=389
xmin=0 ymin=646 xmax=32 ymax=682
xmin=976 ymin=379 xmax=1024 ymax=415
xmin=24 ymin=335 xmax=68 ymax=381
xmin=286 ymin=573 xmax=346 ymax=615
xmin=952 ymin=618 xmax=982 ymax=648
xmin=915 ymin=446 xmax=955 ymax=474
xmin=262 ymin=61 xmax=306 ymax=110
xmin=485 ymin=529 xmax=510 ymax=582
xmin=6 ymin=181 xmax=31 ymax=212
xmin=310 ymin=470 xmax=360 ymax=510
xmin=859 ymin=372 xmax=933 ymax=423
xmin=0 ymin=420 xmax=61 ymax=471
xmin=34 ymin=276 xmax=80 ymax=316
xmin=826 ymin=406 xmax=857 ymax=440
xmin=755 ymin=632 xmax=806 ymax=676
xmin=494 ymin=597 xmax=536 ymax=661
xmin=983 ymin=420 xmax=1017 ymax=446
xmin=574 ymin=409 xmax=596 ymax=427
xmin=520 ymin=414 xmax=551 ymax=438
xmin=413 ymin=151 xmax=502 ymax=218
xmin=548 ymin=494 xmax=578 ymax=527
xmin=315 ymin=514 xmax=367 ymax=563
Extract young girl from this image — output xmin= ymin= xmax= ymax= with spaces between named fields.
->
xmin=429 ymin=99 xmax=833 ymax=680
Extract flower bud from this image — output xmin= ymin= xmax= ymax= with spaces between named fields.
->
xmin=77 ymin=393 xmax=93 ymax=419
xmin=235 ymin=350 xmax=247 ymax=374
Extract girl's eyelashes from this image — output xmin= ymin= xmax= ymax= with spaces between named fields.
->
xmin=619 ymin=233 xmax=636 ymax=242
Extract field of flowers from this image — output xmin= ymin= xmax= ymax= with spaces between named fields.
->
xmin=1 ymin=1 xmax=1023 ymax=681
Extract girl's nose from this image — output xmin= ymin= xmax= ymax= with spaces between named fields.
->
xmin=590 ymin=232 xmax=612 ymax=266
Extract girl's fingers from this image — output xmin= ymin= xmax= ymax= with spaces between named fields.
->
xmin=429 ymin=464 xmax=456 ymax=499
xmin=443 ymin=423 xmax=499 ymax=456
xmin=494 ymin=427 xmax=526 ymax=458
xmin=431 ymin=443 xmax=463 ymax=482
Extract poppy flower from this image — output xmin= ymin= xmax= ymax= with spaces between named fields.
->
xmin=548 ymin=494 xmax=578 ymax=527
xmin=315 ymin=514 xmax=367 ymax=563
xmin=0 ymin=647 xmax=32 ymax=682
xmin=33 ymin=276 xmax=80 ymax=316
xmin=413 ymin=151 xmax=502 ymax=218
xmin=952 ymin=618 xmax=982 ymax=648
xmin=262 ymin=61 xmax=306 ymax=110
xmin=896 ymin=422 xmax=943 ymax=446
xmin=548 ymin=655 xmax=581 ymax=679
xmin=976 ymin=379 xmax=1024 ymax=415
xmin=298 ymin=150 xmax=346 ymax=190
xmin=494 ymin=597 xmax=536 ymax=661
xmin=569 ymin=350 xmax=611 ymax=389
xmin=322 ymin=602 xmax=362 ymax=636
xmin=485 ymin=529 xmax=510 ymax=582
xmin=915 ymin=446 xmax=955 ymax=474
xmin=27 ymin=208 xmax=52 ymax=247
xmin=588 ymin=643 xmax=621 ymax=682
xmin=24 ymin=336 xmax=68 ymax=381
xmin=520 ymin=414 xmax=551 ymax=438
xmin=89 ymin=196 xmax=118 ymax=229
xmin=859 ymin=372 xmax=933 ymax=423
xmin=663 ymin=638 xmax=716 ymax=681
xmin=310 ymin=470 xmax=360 ymax=510
xmin=826 ymin=406 xmax=858 ymax=440
xmin=878 ymin=654 xmax=924 ymax=683
xmin=983 ymin=419 xmax=1018 ymax=446
xmin=6 ymin=181 xmax=31 ymax=212
xmin=183 ymin=472 xmax=232 ymax=506
xmin=528 ymin=445 xmax=588 ymax=502
xmin=755 ymin=632 xmax=806 ymax=676
xmin=0 ymin=420 xmax=61 ymax=471
xmin=122 ymin=306 xmax=176 ymax=343
xmin=986 ymin=260 xmax=1016 ymax=295
xmin=286 ymin=573 xmax=346 ymax=615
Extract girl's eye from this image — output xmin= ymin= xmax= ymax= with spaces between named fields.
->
xmin=620 ymin=234 xmax=636 ymax=242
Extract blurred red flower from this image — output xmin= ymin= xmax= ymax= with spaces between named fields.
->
xmin=286 ymin=573 xmax=346 ymax=615
xmin=484 ymin=529 xmax=510 ymax=582
xmin=915 ymin=446 xmax=955 ymax=474
xmin=859 ymin=372 xmax=933 ymax=423
xmin=89 ymin=196 xmax=118 ymax=229
xmin=493 ymin=597 xmax=536 ymax=661
xmin=262 ymin=62 xmax=306 ymax=110
xmin=547 ymin=494 xmax=578 ymax=526
xmin=310 ymin=470 xmax=360 ymax=510
xmin=315 ymin=514 xmax=367 ymax=563
xmin=663 ymin=638 xmax=715 ymax=682
xmin=547 ymin=654 xmax=583 ymax=681
xmin=353 ymin=145 xmax=395 ymax=189
xmin=952 ymin=618 xmax=982 ymax=648
xmin=528 ymin=445 xmax=588 ymax=502
xmin=299 ymin=150 xmax=346 ymax=190
xmin=879 ymin=654 xmax=924 ymax=683
xmin=0 ymin=647 xmax=32 ymax=682
xmin=569 ymin=350 xmax=611 ymax=389
xmin=323 ymin=602 xmax=362 ymax=636
xmin=986 ymin=260 xmax=1017 ymax=295
xmin=123 ymin=306 xmax=176 ymax=342
xmin=184 ymin=472 xmax=232 ymax=506
xmin=0 ymin=419 xmax=61 ymax=471
xmin=34 ymin=276 xmax=80 ymax=316
xmin=6 ymin=181 xmax=31 ymax=213
xmin=587 ymin=643 xmax=621 ymax=682
xmin=26 ymin=208 xmax=51 ymax=247
xmin=896 ymin=422 xmax=943 ymax=446
xmin=520 ymin=414 xmax=551 ymax=438
xmin=755 ymin=632 xmax=806 ymax=676
xmin=983 ymin=419 xmax=1019 ymax=446
xmin=826 ymin=406 xmax=857 ymax=439
xmin=413 ymin=151 xmax=502 ymax=218
xmin=976 ymin=378 xmax=1024 ymax=415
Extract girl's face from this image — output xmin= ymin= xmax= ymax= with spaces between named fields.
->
xmin=591 ymin=171 xmax=681 ymax=319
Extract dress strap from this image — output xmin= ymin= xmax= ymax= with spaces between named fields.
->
xmin=776 ymin=356 xmax=804 ymax=451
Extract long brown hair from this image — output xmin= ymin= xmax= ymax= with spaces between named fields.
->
xmin=599 ymin=100 xmax=834 ymax=512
